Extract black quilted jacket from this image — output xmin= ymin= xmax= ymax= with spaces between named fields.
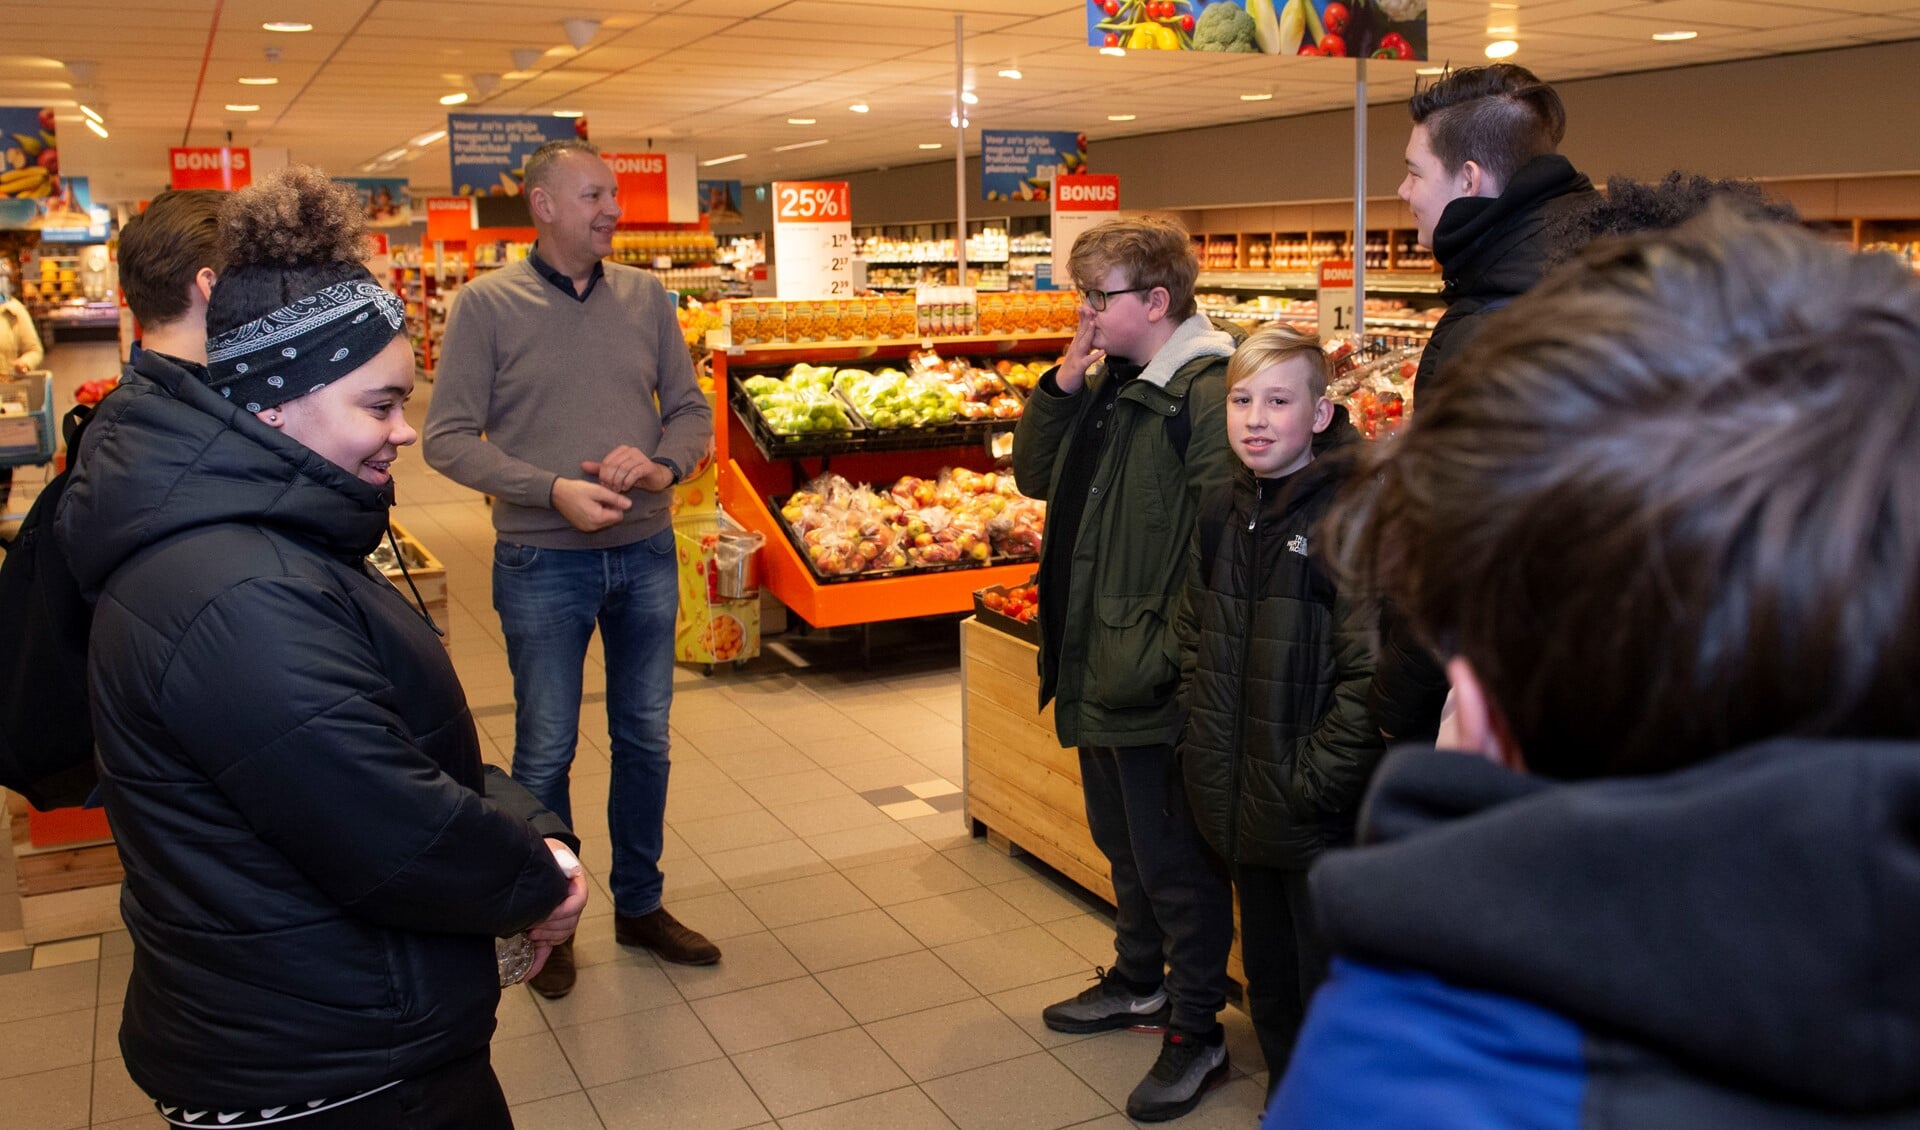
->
xmin=1174 ymin=454 xmax=1385 ymax=869
xmin=55 ymin=349 xmax=575 ymax=1108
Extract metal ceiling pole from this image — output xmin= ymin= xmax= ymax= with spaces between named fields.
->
xmin=1353 ymin=56 xmax=1368 ymax=341
xmin=955 ymin=14 xmax=968 ymax=288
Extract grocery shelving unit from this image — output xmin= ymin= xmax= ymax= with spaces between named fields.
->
xmin=713 ymin=333 xmax=1070 ymax=629
xmin=856 ymin=218 xmax=1012 ymax=292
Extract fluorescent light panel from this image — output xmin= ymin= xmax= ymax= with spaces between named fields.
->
xmin=772 ymin=138 xmax=828 ymax=152
xmin=701 ymin=153 xmax=748 ymax=166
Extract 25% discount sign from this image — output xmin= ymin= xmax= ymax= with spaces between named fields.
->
xmin=772 ymin=181 xmax=853 ymax=300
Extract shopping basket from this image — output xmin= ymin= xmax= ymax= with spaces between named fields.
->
xmin=0 ymin=372 xmax=56 ymax=469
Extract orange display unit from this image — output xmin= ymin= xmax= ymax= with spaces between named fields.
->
xmin=714 ymin=335 xmax=1069 ymax=629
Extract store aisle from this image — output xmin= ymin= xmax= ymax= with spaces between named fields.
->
xmin=1 ymin=351 xmax=1270 ymax=1130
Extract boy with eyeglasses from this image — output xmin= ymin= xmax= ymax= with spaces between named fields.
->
xmin=1011 ymin=216 xmax=1240 ymax=1122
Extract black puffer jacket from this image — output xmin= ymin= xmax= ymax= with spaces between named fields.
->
xmin=1415 ymin=153 xmax=1598 ymax=396
xmin=1174 ymin=452 xmax=1385 ymax=869
xmin=55 ymin=349 xmax=574 ymax=1109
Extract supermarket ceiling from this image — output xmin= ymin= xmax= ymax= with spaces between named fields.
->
xmin=9 ymin=0 xmax=1920 ymax=200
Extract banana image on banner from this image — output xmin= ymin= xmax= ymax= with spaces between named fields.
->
xmin=0 ymin=107 xmax=60 ymax=205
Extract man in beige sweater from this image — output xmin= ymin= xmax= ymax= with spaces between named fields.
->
xmin=425 ymin=140 xmax=716 ymax=998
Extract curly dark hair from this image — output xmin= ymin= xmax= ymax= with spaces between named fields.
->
xmin=1545 ymin=172 xmax=1800 ymax=265
xmin=207 ymin=166 xmax=373 ymax=335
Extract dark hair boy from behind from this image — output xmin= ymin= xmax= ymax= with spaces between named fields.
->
xmin=1408 ymin=63 xmax=1565 ymax=189
xmin=116 ymin=189 xmax=227 ymax=328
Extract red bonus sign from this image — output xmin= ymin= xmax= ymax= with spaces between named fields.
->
xmin=425 ymin=197 xmax=474 ymax=242
xmin=772 ymin=181 xmax=850 ymax=223
xmin=1053 ymin=174 xmax=1120 ymax=211
xmin=605 ymin=152 xmax=671 ymax=224
xmin=169 ymin=147 xmax=252 ymax=190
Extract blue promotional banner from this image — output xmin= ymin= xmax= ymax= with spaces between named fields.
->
xmin=980 ymin=130 xmax=1088 ymax=203
xmin=1088 ymin=0 xmax=1427 ymax=60
xmin=337 ymin=177 xmax=413 ymax=226
xmin=699 ymin=179 xmax=742 ymax=224
xmin=39 ymin=176 xmax=110 ymax=242
xmin=448 ymin=113 xmax=579 ymax=197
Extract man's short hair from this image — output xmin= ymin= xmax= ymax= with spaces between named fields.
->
xmin=1227 ymin=324 xmax=1329 ymax=400
xmin=1545 ymin=172 xmax=1799 ymax=265
xmin=1408 ymin=64 xmax=1565 ymax=188
xmin=117 ymin=189 xmax=226 ymax=326
xmin=1331 ymin=206 xmax=1920 ymax=779
xmin=524 ymin=139 xmax=603 ymax=198
xmin=1067 ymin=216 xmax=1199 ymax=322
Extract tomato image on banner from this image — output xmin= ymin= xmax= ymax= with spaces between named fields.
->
xmin=1087 ymin=0 xmax=1426 ymax=60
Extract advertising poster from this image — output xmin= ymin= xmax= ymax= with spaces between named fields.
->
xmin=1051 ymin=174 xmax=1121 ymax=283
xmin=170 ymin=147 xmax=253 ymax=190
xmin=980 ymin=130 xmax=1088 ymax=202
xmin=604 ymin=152 xmax=699 ymax=224
xmin=700 ymin=179 xmax=743 ymax=224
xmin=0 ymin=107 xmax=61 ymax=228
xmin=425 ymin=197 xmax=475 ymax=242
xmin=447 ymin=112 xmax=578 ymax=197
xmin=337 ymin=176 xmax=413 ymax=226
xmin=1088 ymin=0 xmax=1426 ymax=60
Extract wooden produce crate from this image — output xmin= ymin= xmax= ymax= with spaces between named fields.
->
xmin=6 ymin=791 xmax=123 ymax=945
xmin=378 ymin=520 xmax=449 ymax=649
xmin=959 ymin=617 xmax=1247 ymax=992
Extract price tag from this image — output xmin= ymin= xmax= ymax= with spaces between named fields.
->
xmin=1051 ymin=174 xmax=1120 ymax=284
xmin=1318 ymin=260 xmax=1356 ymax=340
xmin=772 ymin=180 xmax=853 ymax=300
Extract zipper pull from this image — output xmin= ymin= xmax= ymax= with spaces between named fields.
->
xmin=1249 ymin=481 xmax=1260 ymax=531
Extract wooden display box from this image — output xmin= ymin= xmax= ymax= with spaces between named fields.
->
xmin=379 ymin=520 xmax=448 ymax=648
xmin=960 ymin=618 xmax=1246 ymax=990
xmin=6 ymin=791 xmax=123 ymax=945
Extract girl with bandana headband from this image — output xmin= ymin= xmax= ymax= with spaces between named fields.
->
xmin=55 ymin=167 xmax=587 ymax=1130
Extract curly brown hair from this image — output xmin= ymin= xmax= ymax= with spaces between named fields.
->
xmin=207 ymin=166 xmax=375 ymax=335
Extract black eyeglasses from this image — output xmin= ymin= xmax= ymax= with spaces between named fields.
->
xmin=1076 ymin=286 xmax=1151 ymax=312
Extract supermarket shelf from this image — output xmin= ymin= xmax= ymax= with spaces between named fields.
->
xmin=722 ymin=333 xmax=1072 ymax=364
xmin=861 ymin=256 xmax=1011 ymax=266
xmin=1195 ymin=270 xmax=1443 ymax=294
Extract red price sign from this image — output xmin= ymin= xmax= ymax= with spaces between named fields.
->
xmin=425 ymin=197 xmax=474 ymax=242
xmin=773 ymin=181 xmax=850 ymax=223
xmin=607 ymin=152 xmax=671 ymax=223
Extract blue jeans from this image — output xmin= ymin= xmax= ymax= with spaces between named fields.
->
xmin=493 ymin=529 xmax=678 ymax=918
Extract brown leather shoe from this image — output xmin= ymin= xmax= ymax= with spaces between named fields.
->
xmin=615 ymin=907 xmax=721 ymax=965
xmin=527 ymin=937 xmax=576 ymax=999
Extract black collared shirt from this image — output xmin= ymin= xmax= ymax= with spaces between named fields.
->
xmin=527 ymin=243 xmax=606 ymax=302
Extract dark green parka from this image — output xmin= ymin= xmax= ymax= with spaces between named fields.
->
xmin=1173 ymin=453 xmax=1385 ymax=869
xmin=1012 ymin=314 xmax=1242 ymax=749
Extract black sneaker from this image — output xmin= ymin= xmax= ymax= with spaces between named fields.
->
xmin=1126 ymin=1026 xmax=1229 ymax=1122
xmin=1041 ymin=966 xmax=1171 ymax=1035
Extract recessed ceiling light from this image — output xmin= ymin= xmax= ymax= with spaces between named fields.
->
xmin=1099 ymin=46 xmax=1126 ymax=57
xmin=1108 ymin=113 xmax=1136 ymax=122
xmin=79 ymin=104 xmax=103 ymax=124
xmin=440 ymin=92 xmax=469 ymax=105
xmin=1484 ymin=39 xmax=1519 ymax=58
xmin=225 ymin=103 xmax=260 ymax=112
xmin=412 ymin=129 xmax=447 ymax=146
xmin=788 ymin=117 xmax=816 ymax=125
xmin=919 ymin=143 xmax=942 ymax=150
xmin=552 ymin=109 xmax=584 ymax=117
xmin=849 ymin=103 xmax=869 ymax=113
xmin=1487 ymin=24 xmax=1517 ymax=35
xmin=502 ymin=70 xmax=539 ymax=81
xmin=1416 ymin=65 xmax=1446 ymax=75
xmin=85 ymin=119 xmax=108 ymax=138
xmin=237 ymin=76 xmax=279 ymax=85
xmin=961 ymin=91 xmax=979 ymax=105
xmin=998 ymin=68 xmax=1022 ymax=80
xmin=773 ymin=138 xmax=829 ymax=152
xmin=1652 ymin=30 xmax=1698 ymax=41
xmin=1239 ymin=93 xmax=1273 ymax=102
xmin=379 ymin=147 xmax=409 ymax=162
xmin=261 ymin=21 xmax=312 ymax=32
xmin=701 ymin=153 xmax=748 ymax=166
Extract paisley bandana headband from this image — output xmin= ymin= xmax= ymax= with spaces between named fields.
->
xmin=205 ymin=277 xmax=407 ymax=413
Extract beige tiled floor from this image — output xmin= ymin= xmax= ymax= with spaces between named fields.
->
xmin=3 ymin=342 xmax=1270 ymax=1128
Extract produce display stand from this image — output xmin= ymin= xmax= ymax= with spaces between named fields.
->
xmin=6 ymin=792 xmax=122 ymax=945
xmin=713 ymin=333 xmax=1069 ymax=629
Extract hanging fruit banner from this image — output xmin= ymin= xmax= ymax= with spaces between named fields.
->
xmin=336 ymin=177 xmax=413 ymax=226
xmin=1087 ymin=0 xmax=1426 ymax=60
xmin=0 ymin=107 xmax=60 ymax=227
xmin=448 ymin=112 xmax=578 ymax=197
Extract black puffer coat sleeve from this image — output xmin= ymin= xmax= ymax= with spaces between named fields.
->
xmin=484 ymin=765 xmax=580 ymax=853
xmin=1289 ymin=587 xmax=1388 ymax=820
xmin=1367 ymin=599 xmax=1450 ymax=742
xmin=159 ymin=576 xmax=569 ymax=937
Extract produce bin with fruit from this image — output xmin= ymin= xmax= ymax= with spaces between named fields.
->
xmin=974 ymin=579 xmax=1040 ymax=644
